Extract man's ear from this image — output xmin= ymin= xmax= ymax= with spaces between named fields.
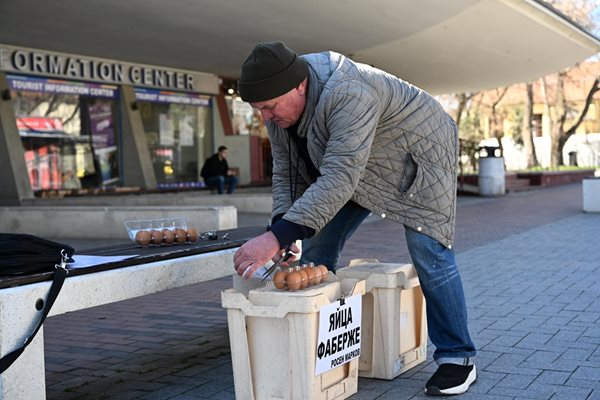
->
xmin=297 ymin=79 xmax=307 ymax=96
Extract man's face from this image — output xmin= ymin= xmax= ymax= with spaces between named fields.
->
xmin=219 ymin=149 xmax=228 ymax=159
xmin=250 ymin=80 xmax=307 ymax=129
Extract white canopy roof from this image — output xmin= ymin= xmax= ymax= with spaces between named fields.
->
xmin=0 ymin=0 xmax=598 ymax=94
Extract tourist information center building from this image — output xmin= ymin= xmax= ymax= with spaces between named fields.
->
xmin=0 ymin=44 xmax=267 ymax=205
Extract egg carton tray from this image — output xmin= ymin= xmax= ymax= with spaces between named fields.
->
xmin=123 ymin=217 xmax=197 ymax=246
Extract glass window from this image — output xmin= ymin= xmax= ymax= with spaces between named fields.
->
xmin=221 ymin=78 xmax=267 ymax=137
xmin=221 ymin=83 xmax=273 ymax=182
xmin=226 ymin=96 xmax=268 ymax=137
xmin=532 ymin=114 xmax=543 ymax=137
xmin=135 ymin=88 xmax=212 ymax=188
xmin=8 ymin=75 xmax=120 ymax=192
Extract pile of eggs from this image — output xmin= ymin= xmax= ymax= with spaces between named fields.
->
xmin=272 ymin=263 xmax=330 ymax=291
xmin=134 ymin=227 xmax=198 ymax=246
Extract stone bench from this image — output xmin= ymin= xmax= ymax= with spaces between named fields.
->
xmin=23 ymin=191 xmax=274 ymax=214
xmin=0 ymin=226 xmax=263 ymax=399
xmin=0 ymin=206 xmax=237 ymax=239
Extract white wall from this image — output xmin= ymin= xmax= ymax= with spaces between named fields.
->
xmin=222 ymin=135 xmax=252 ymax=185
xmin=483 ymin=134 xmax=600 ymax=171
xmin=563 ymin=133 xmax=600 ymax=167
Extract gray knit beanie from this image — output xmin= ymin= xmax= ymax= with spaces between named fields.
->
xmin=238 ymin=41 xmax=308 ymax=102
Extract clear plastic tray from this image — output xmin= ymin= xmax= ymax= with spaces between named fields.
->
xmin=123 ymin=217 xmax=196 ymax=246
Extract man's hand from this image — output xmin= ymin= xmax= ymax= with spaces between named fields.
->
xmin=233 ymin=231 xmax=280 ymax=278
xmin=272 ymin=242 xmax=300 ymax=268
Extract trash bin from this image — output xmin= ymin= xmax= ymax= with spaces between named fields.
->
xmin=336 ymin=259 xmax=427 ymax=380
xmin=478 ymin=146 xmax=505 ymax=196
xmin=478 ymin=146 xmax=501 ymax=158
xmin=221 ymin=277 xmax=365 ymax=400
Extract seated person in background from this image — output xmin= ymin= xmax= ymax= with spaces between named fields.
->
xmin=201 ymin=146 xmax=238 ymax=194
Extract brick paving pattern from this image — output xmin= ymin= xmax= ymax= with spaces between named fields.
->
xmin=43 ymin=183 xmax=600 ymax=399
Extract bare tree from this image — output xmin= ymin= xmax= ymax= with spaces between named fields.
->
xmin=541 ymin=73 xmax=564 ymax=167
xmin=557 ymin=76 xmax=600 ymax=164
xmin=454 ymin=92 xmax=476 ymax=131
xmin=542 ymin=71 xmax=600 ymax=166
xmin=521 ymin=82 xmax=539 ymax=167
xmin=481 ymin=87 xmax=509 ymax=156
xmin=539 ymin=0 xmax=599 ymax=166
xmin=541 ymin=0 xmax=598 ymax=31
xmin=459 ymin=96 xmax=486 ymax=172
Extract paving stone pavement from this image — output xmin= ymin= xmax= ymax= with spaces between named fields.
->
xmin=42 ymin=183 xmax=600 ymax=400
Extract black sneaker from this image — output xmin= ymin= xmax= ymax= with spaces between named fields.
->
xmin=425 ymin=364 xmax=476 ymax=396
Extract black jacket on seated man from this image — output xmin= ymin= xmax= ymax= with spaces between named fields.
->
xmin=201 ymin=146 xmax=238 ymax=194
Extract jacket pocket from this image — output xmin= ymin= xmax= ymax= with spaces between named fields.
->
xmin=398 ymin=156 xmax=454 ymax=218
xmin=398 ymin=153 xmax=418 ymax=192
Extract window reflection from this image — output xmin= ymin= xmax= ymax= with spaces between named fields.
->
xmin=10 ymin=77 xmax=120 ymax=192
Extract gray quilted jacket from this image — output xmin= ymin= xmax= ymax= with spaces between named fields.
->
xmin=268 ymin=51 xmax=458 ymax=247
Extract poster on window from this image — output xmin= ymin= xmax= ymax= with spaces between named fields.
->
xmin=179 ymin=115 xmax=194 ymax=146
xmin=159 ymin=113 xmax=174 ymax=146
xmin=232 ymin=98 xmax=253 ymax=135
xmin=88 ymin=102 xmax=115 ymax=149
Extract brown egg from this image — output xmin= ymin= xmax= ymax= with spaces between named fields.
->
xmin=175 ymin=228 xmax=187 ymax=243
xmin=312 ymin=266 xmax=323 ymax=284
xmin=304 ymin=267 xmax=317 ymax=286
xmin=272 ymin=270 xmax=288 ymax=290
xmin=286 ymin=271 xmax=302 ymax=291
xmin=135 ymin=230 xmax=151 ymax=246
xmin=187 ymin=227 xmax=198 ymax=242
xmin=318 ymin=265 xmax=329 ymax=281
xmin=162 ymin=229 xmax=175 ymax=244
xmin=297 ymin=268 xmax=309 ymax=289
xmin=150 ymin=230 xmax=163 ymax=245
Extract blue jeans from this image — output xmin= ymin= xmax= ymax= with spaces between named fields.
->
xmin=205 ymin=175 xmax=238 ymax=194
xmin=300 ymin=202 xmax=476 ymax=365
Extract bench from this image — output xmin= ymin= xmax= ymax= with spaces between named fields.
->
xmin=0 ymin=226 xmax=264 ymax=400
xmin=0 ymin=206 xmax=237 ymax=239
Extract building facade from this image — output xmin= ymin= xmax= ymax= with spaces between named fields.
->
xmin=0 ymin=44 xmax=267 ymax=205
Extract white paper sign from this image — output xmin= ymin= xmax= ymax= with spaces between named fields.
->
xmin=68 ymin=255 xmax=139 ymax=269
xmin=315 ymin=294 xmax=362 ymax=375
xmin=159 ymin=113 xmax=174 ymax=146
xmin=179 ymin=115 xmax=194 ymax=146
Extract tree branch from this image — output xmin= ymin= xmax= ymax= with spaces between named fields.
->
xmin=62 ymin=104 xmax=81 ymax=127
xmin=565 ymin=77 xmax=600 ymax=136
